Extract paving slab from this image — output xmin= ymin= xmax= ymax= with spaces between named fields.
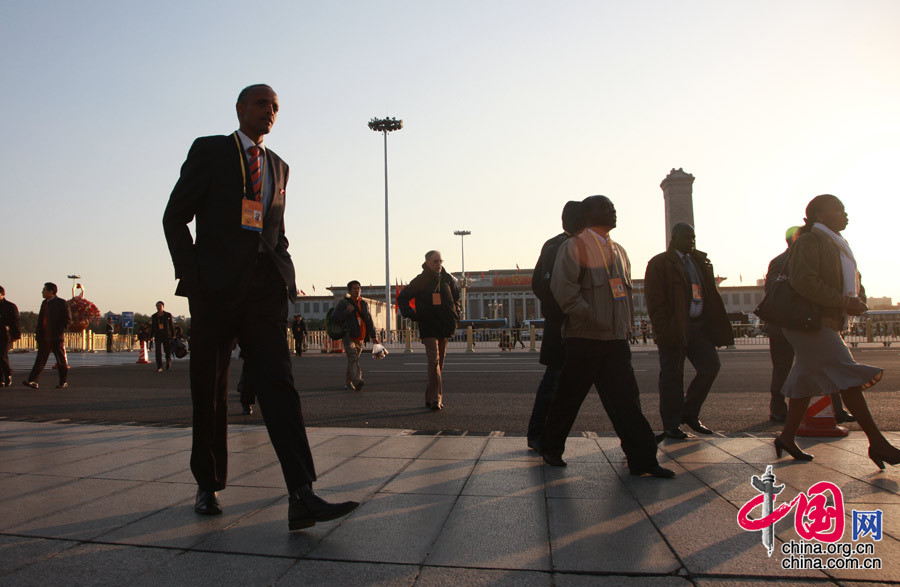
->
xmin=275 ymin=560 xmax=419 ymax=586
xmin=426 ymin=495 xmax=550 ymax=570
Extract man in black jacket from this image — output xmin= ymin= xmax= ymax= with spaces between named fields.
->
xmin=291 ymin=314 xmax=307 ymax=356
xmin=397 ymin=251 xmax=461 ymax=410
xmin=25 ymin=282 xmax=72 ymax=389
xmin=151 ymin=301 xmax=175 ymax=372
xmin=645 ymin=224 xmax=733 ymax=440
xmin=331 ymin=281 xmax=379 ymax=391
xmin=525 ymin=201 xmax=583 ymax=451
xmin=0 ymin=285 xmax=21 ymax=387
xmin=163 ymin=84 xmax=357 ymax=528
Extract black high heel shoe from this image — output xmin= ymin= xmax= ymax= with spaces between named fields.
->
xmin=868 ymin=446 xmax=900 ymax=470
xmin=774 ymin=437 xmax=813 ymax=461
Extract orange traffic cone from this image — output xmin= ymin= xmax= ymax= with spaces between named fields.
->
xmin=137 ymin=341 xmax=151 ymax=364
xmin=797 ymin=395 xmax=849 ymax=437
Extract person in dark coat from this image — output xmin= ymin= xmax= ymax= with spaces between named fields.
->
xmin=105 ymin=316 xmax=116 ymax=353
xmin=397 ymin=250 xmax=461 ymax=410
xmin=151 ymin=301 xmax=176 ymax=372
xmin=163 ymin=83 xmax=357 ymax=527
xmin=0 ymin=285 xmax=21 ymax=387
xmin=645 ymin=223 xmax=734 ymax=440
xmin=291 ymin=314 xmax=307 ymax=356
xmin=525 ymin=201 xmax=583 ymax=451
xmin=331 ymin=281 xmax=379 ymax=391
xmin=25 ymin=282 xmax=72 ymax=389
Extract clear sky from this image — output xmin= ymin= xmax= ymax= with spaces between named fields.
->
xmin=3 ymin=1 xmax=898 ymax=316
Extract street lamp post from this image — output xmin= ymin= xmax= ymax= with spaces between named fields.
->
xmin=368 ymin=116 xmax=403 ymax=340
xmin=453 ymin=230 xmax=471 ymax=319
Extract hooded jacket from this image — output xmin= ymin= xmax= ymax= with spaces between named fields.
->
xmin=397 ymin=265 xmax=461 ymax=339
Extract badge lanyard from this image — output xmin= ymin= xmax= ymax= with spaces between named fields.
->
xmin=432 ymin=277 xmax=442 ymax=306
xmin=234 ymin=132 xmax=265 ymax=232
xmin=587 ymin=230 xmax=627 ymax=301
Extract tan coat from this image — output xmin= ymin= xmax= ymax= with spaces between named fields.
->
xmin=788 ymin=227 xmax=864 ymax=331
xmin=550 ymin=230 xmax=634 ymax=341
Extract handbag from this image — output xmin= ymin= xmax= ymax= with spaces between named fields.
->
xmin=173 ymin=337 xmax=189 ymax=358
xmin=754 ymin=262 xmax=820 ymax=331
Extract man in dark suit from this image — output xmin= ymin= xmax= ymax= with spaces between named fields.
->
xmin=645 ymin=223 xmax=734 ymax=440
xmin=163 ymin=84 xmax=357 ymax=530
xmin=0 ymin=285 xmax=21 ymax=387
xmin=150 ymin=301 xmax=176 ymax=372
xmin=24 ymin=282 xmax=72 ymax=390
xmin=291 ymin=314 xmax=307 ymax=356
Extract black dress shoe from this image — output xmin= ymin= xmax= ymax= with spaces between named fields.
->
xmin=541 ymin=452 xmax=567 ymax=467
xmin=630 ymin=465 xmax=676 ymax=478
xmin=194 ymin=488 xmax=222 ymax=515
xmin=683 ymin=419 xmax=713 ymax=435
xmin=664 ymin=427 xmax=688 ymax=440
xmin=527 ymin=438 xmax=541 ymax=453
xmin=241 ymin=404 xmax=253 ymax=415
xmin=23 ymin=380 xmax=38 ymax=390
xmin=288 ymin=487 xmax=359 ymax=531
xmin=835 ymin=410 xmax=856 ymax=423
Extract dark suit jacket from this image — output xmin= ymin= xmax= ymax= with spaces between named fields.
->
xmin=163 ymin=133 xmax=297 ymax=307
xmin=644 ymin=248 xmax=733 ymax=348
xmin=0 ymin=298 xmax=21 ymax=343
xmin=37 ymin=296 xmax=72 ymax=342
xmin=151 ymin=311 xmax=176 ymax=340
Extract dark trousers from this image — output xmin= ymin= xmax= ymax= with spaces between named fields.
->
xmin=768 ymin=326 xmax=792 ymax=418
xmin=294 ymin=337 xmax=304 ymax=356
xmin=28 ymin=338 xmax=67 ymax=385
xmin=155 ymin=337 xmax=172 ymax=369
xmin=657 ymin=320 xmax=721 ymax=431
xmin=188 ymin=254 xmax=316 ymax=492
xmin=237 ymin=360 xmax=255 ymax=408
xmin=0 ymin=340 xmax=12 ymax=383
xmin=527 ymin=365 xmax=561 ymax=445
xmin=540 ymin=338 xmax=659 ymax=472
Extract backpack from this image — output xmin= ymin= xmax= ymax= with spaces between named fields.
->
xmin=325 ymin=306 xmax=346 ymax=340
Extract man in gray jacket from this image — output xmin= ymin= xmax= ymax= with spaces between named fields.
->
xmin=539 ymin=195 xmax=673 ymax=478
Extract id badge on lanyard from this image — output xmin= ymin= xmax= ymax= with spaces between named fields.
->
xmin=241 ymin=199 xmax=263 ymax=232
xmin=609 ymin=277 xmax=627 ymax=301
xmin=691 ymin=283 xmax=703 ymax=302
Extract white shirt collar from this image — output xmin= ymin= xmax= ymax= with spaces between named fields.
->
xmin=236 ymin=130 xmax=265 ymax=153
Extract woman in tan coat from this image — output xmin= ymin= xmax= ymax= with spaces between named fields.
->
xmin=776 ymin=194 xmax=900 ymax=468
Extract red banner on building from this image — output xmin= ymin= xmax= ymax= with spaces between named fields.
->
xmin=493 ymin=274 xmax=532 ymax=287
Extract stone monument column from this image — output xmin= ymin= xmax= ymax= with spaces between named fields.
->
xmin=660 ymin=168 xmax=695 ymax=246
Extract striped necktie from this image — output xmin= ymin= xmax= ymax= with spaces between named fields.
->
xmin=248 ymin=146 xmax=262 ymax=202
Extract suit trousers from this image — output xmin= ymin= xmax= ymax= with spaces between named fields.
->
xmin=540 ymin=338 xmax=659 ymax=472
xmin=1 ymin=340 xmax=12 ymax=383
xmin=657 ymin=319 xmax=721 ymax=431
xmin=155 ymin=336 xmax=172 ymax=369
xmin=188 ymin=253 xmax=315 ymax=493
xmin=767 ymin=326 xmax=792 ymax=418
xmin=526 ymin=365 xmax=561 ymax=445
xmin=28 ymin=338 xmax=67 ymax=385
xmin=422 ymin=337 xmax=448 ymax=405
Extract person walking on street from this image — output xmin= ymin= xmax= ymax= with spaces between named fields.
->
xmin=397 ymin=250 xmax=461 ymax=410
xmin=151 ymin=301 xmax=176 ymax=372
xmin=105 ymin=316 xmax=115 ymax=353
xmin=0 ymin=286 xmax=21 ymax=387
xmin=163 ymin=83 xmax=358 ymax=528
xmin=645 ymin=223 xmax=734 ymax=441
xmin=539 ymin=196 xmax=673 ymax=478
xmin=526 ymin=200 xmax=583 ymax=452
xmin=291 ymin=314 xmax=307 ymax=356
xmin=24 ymin=282 xmax=72 ymax=390
xmin=774 ymin=194 xmax=899 ymax=467
xmin=331 ymin=281 xmax=379 ymax=391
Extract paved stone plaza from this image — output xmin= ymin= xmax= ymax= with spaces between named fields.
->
xmin=1 ymin=419 xmax=899 ymax=585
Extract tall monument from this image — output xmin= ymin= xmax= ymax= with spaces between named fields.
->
xmin=660 ymin=168 xmax=695 ymax=246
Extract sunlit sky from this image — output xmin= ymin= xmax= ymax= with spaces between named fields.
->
xmin=3 ymin=1 xmax=898 ymax=316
